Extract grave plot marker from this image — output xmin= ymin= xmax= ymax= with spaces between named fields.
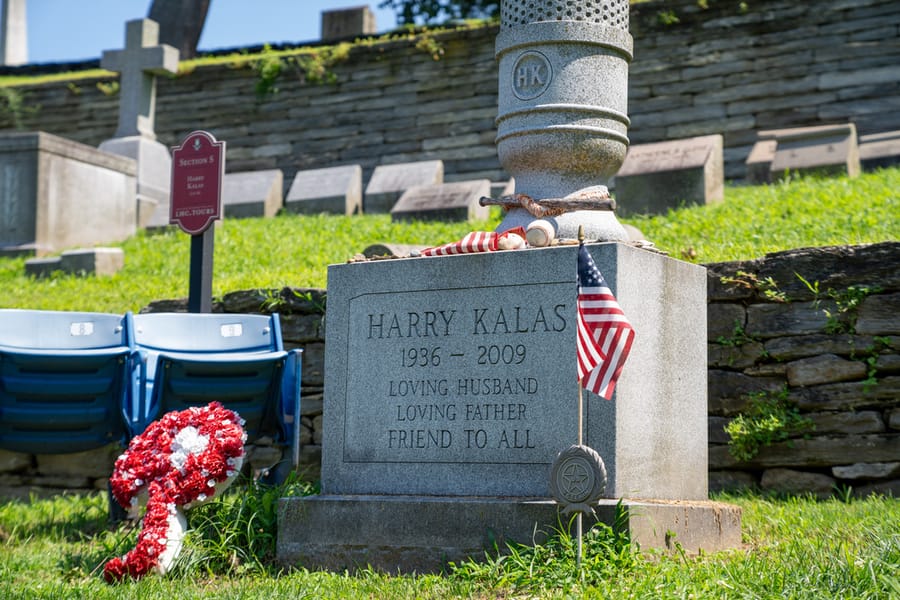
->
xmin=170 ymin=131 xmax=225 ymax=313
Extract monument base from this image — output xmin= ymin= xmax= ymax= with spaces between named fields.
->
xmin=277 ymin=494 xmax=742 ymax=573
xmin=99 ymin=135 xmax=172 ymax=229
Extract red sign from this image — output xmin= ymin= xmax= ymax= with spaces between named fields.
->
xmin=170 ymin=131 xmax=226 ymax=235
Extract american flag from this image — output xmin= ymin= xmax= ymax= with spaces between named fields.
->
xmin=420 ymin=227 xmax=525 ymax=256
xmin=576 ymin=243 xmax=635 ymax=400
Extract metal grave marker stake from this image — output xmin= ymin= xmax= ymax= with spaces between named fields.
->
xmin=170 ymin=130 xmax=225 ymax=312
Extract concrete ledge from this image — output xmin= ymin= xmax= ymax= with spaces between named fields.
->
xmin=277 ymin=495 xmax=742 ymax=573
xmin=25 ymin=247 xmax=124 ymax=278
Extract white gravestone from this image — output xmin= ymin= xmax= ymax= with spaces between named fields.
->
xmin=390 ymin=180 xmax=492 ymax=223
xmin=285 ymin=165 xmax=362 ymax=215
xmin=770 ymin=123 xmax=860 ymax=180
xmin=859 ymin=130 xmax=900 ymax=171
xmin=614 ymin=134 xmax=724 ymax=216
xmin=222 ymin=169 xmax=283 ymax=218
xmin=99 ymin=19 xmax=179 ymax=229
xmin=746 ymin=124 xmax=861 ymax=184
xmin=364 ymin=160 xmax=444 ymax=214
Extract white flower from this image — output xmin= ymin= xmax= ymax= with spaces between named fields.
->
xmin=169 ymin=426 xmax=210 ymax=472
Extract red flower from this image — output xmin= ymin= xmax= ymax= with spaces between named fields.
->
xmin=104 ymin=402 xmax=246 ymax=582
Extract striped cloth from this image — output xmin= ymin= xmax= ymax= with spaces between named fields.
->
xmin=420 ymin=227 xmax=526 ymax=256
xmin=575 ymin=242 xmax=635 ymax=400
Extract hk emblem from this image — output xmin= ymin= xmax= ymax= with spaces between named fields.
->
xmin=512 ymin=51 xmax=552 ymax=100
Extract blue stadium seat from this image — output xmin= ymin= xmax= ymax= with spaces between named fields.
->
xmin=0 ymin=309 xmax=140 ymax=454
xmin=132 ymin=313 xmax=302 ymax=466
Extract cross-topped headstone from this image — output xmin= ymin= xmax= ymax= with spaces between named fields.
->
xmin=102 ymin=19 xmax=179 ymax=140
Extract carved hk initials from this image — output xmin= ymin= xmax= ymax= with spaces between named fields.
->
xmin=512 ymin=51 xmax=552 ymax=100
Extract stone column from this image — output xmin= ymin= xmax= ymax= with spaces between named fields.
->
xmin=0 ymin=0 xmax=27 ymax=66
xmin=494 ymin=0 xmax=633 ymax=241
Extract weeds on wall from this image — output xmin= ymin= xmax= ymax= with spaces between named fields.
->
xmin=796 ymin=273 xmax=882 ymax=334
xmin=725 ymin=387 xmax=814 ymax=462
xmin=96 ymin=80 xmax=119 ymax=96
xmin=252 ymin=43 xmax=354 ymax=97
xmin=0 ymin=87 xmax=40 ymax=129
xmin=719 ymin=270 xmax=788 ymax=303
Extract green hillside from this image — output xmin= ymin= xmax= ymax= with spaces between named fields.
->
xmin=0 ymin=168 xmax=897 ymax=314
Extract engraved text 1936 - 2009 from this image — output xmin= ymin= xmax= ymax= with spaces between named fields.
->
xmin=344 ymin=285 xmax=573 ymax=464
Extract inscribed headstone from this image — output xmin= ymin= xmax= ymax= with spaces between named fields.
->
xmin=321 ymin=6 xmax=376 ymax=41
xmin=279 ymin=243 xmax=742 ymax=570
xmin=859 ymin=130 xmax=900 ymax=171
xmin=222 ymin=169 xmax=283 ymax=218
xmin=614 ymin=134 xmax=723 ymax=216
xmin=322 ymin=244 xmax=708 ymax=499
xmin=284 ymin=165 xmax=362 ymax=215
xmin=364 ymin=160 xmax=444 ymax=214
xmin=0 ymin=132 xmax=136 ymax=256
xmin=769 ymin=123 xmax=859 ymax=180
xmin=390 ymin=180 xmax=491 ymax=223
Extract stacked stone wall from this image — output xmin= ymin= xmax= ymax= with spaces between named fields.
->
xmin=1 ymin=0 xmax=898 ymax=185
xmin=706 ymin=242 xmax=900 ymax=497
xmin=2 ymin=242 xmax=897 ymax=499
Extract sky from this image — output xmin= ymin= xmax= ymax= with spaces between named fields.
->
xmin=23 ymin=1 xmax=400 ymax=64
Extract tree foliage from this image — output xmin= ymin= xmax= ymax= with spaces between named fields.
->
xmin=378 ymin=0 xmax=499 ymax=25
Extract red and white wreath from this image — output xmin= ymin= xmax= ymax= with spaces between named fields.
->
xmin=104 ymin=402 xmax=246 ymax=582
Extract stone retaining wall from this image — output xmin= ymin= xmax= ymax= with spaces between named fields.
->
xmin=1 ymin=0 xmax=898 ymax=184
xmin=2 ymin=242 xmax=896 ymax=500
xmin=706 ymin=241 xmax=900 ymax=497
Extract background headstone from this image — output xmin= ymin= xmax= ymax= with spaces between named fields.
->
xmin=0 ymin=132 xmax=136 ymax=256
xmin=859 ymin=130 xmax=900 ymax=171
xmin=390 ymin=180 xmax=491 ymax=223
xmin=491 ymin=179 xmax=515 ymax=199
xmin=222 ymin=169 xmax=283 ymax=218
xmin=364 ymin=160 xmax=444 ymax=214
xmin=614 ymin=134 xmax=723 ymax=216
xmin=770 ymin=123 xmax=859 ymax=180
xmin=284 ymin=165 xmax=362 ymax=215
xmin=321 ymin=6 xmax=376 ymax=41
xmin=0 ymin=0 xmax=27 ymax=66
xmin=745 ymin=138 xmax=778 ymax=185
xmin=98 ymin=19 xmax=179 ymax=229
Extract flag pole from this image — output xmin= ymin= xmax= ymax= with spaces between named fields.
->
xmin=576 ymin=226 xmax=585 ymax=576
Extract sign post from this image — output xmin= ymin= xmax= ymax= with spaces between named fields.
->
xmin=170 ymin=131 xmax=225 ymax=313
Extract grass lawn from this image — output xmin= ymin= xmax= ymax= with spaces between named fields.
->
xmin=0 ymin=485 xmax=897 ymax=598
xmin=0 ymin=168 xmax=897 ymax=314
